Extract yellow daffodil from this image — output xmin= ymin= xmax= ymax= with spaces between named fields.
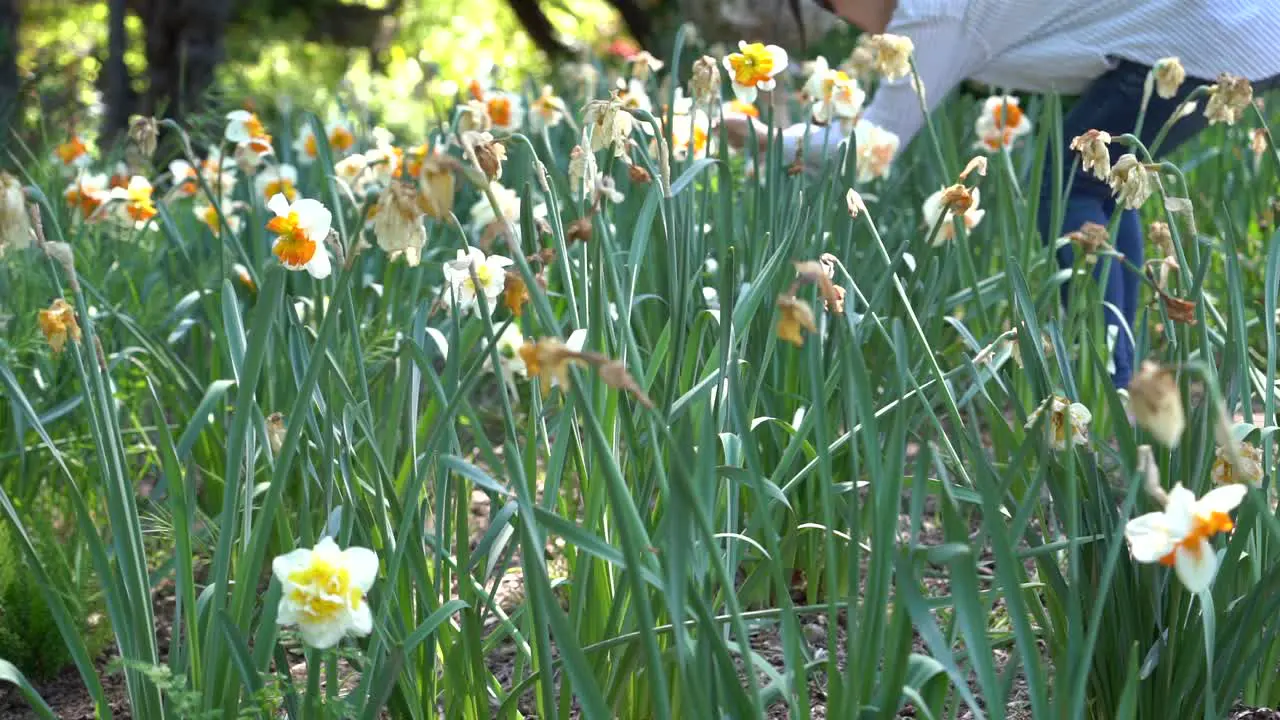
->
xmin=109 ymin=176 xmax=159 ymax=228
xmin=518 ymin=334 xmax=588 ymax=390
xmin=273 ymin=536 xmax=378 ymax=649
xmin=265 ymin=193 xmax=333 ymax=279
xmin=485 ymin=92 xmax=523 ymax=132
xmin=722 ymin=41 xmax=788 ymax=104
xmin=803 ymin=56 xmax=865 ymax=125
xmin=38 ymin=298 xmax=80 ymax=354
xmin=1125 ymin=483 xmax=1246 ymax=592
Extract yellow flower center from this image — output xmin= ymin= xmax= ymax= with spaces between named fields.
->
xmin=202 ymin=205 xmax=222 ymax=232
xmin=729 ymin=44 xmax=775 ymax=87
xmin=304 ymin=134 xmax=319 ymax=158
xmin=462 ymin=262 xmax=494 ymax=292
xmin=329 ymin=127 xmax=354 ymax=152
xmin=1159 ymin=511 xmax=1235 ymax=566
xmin=286 ymin=556 xmax=362 ymax=623
xmin=405 ymin=144 xmax=429 ymax=179
xmin=991 ymin=102 xmax=1024 ymax=130
xmin=264 ymin=179 xmax=297 ymax=202
xmin=267 ymin=211 xmax=318 ymax=267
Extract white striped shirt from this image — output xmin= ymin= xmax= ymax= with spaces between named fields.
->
xmin=789 ymin=0 xmax=1280 ymax=158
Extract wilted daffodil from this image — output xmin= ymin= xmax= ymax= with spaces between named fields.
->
xmin=1211 ymin=441 xmax=1265 ymax=486
xmin=1125 ymin=483 xmax=1246 ymax=593
xmin=273 ymin=536 xmax=378 ymax=649
xmin=1070 ymin=129 xmax=1112 ymax=181
xmin=371 ymin=182 xmax=426 ymax=267
xmin=265 ymin=194 xmax=333 ymax=279
xmin=39 ymin=299 xmax=81 ymax=354
xmin=776 ymin=295 xmax=817 ymax=347
xmin=1025 ymin=395 xmax=1091 ymax=450
xmin=723 ymin=41 xmax=788 ymax=104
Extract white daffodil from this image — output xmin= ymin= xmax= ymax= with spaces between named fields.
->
xmin=922 ymin=186 xmax=985 ymax=245
xmin=722 ymin=41 xmax=788 ymax=104
xmin=333 ymin=153 xmax=370 ymax=197
xmin=200 ymin=149 xmax=239 ymax=197
xmin=265 ymin=193 xmax=333 ymax=279
xmin=194 ymin=202 xmax=242 ymax=235
xmin=805 ymin=57 xmax=865 ymax=125
xmin=974 ymin=95 xmax=1033 ymax=153
xmin=529 ymin=86 xmax=567 ymax=131
xmin=168 ymin=159 xmax=199 ymax=197
xmin=273 ymin=536 xmax=378 ymax=649
xmin=52 ymin=135 xmax=92 ymax=172
xmin=225 ymin=110 xmax=274 ymax=155
xmin=484 ymin=92 xmax=524 ymax=132
xmin=852 ymin=120 xmax=900 ymax=183
xmin=294 ymin=120 xmax=357 ymax=163
xmin=255 ymin=163 xmax=299 ymax=202
xmin=442 ymin=245 xmax=514 ymax=314
xmin=1125 ymin=483 xmax=1246 ymax=592
xmin=1024 ymin=395 xmax=1091 ymax=450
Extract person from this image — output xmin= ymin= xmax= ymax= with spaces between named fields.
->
xmin=724 ymin=0 xmax=1280 ymax=388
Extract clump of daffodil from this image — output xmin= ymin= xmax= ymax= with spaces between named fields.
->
xmin=265 ymin=194 xmax=333 ymax=279
xmin=0 ymin=171 xmax=33 ymax=254
xmin=371 ymin=181 xmax=426 ymax=267
xmin=1152 ymin=57 xmax=1186 ymax=99
xmin=1070 ymin=129 xmax=1112 ymax=180
xmin=1127 ymin=361 xmax=1185 ymax=447
xmin=1108 ymin=154 xmax=1154 ymax=209
xmin=64 ymin=172 xmax=109 ymax=221
xmin=294 ymin=120 xmax=356 ymax=164
xmin=722 ymin=41 xmax=788 ymax=103
xmin=1125 ymin=480 xmax=1246 ymax=592
xmin=193 ymin=202 xmax=243 ymax=235
xmin=776 ymin=295 xmax=817 ymax=347
xmin=1204 ymin=73 xmax=1253 ymax=126
xmin=38 ymin=298 xmax=81 ymax=354
xmin=1025 ymin=395 xmax=1091 ymax=451
xmin=273 ymin=536 xmax=378 ymax=649
xmin=802 ymin=56 xmax=865 ymax=126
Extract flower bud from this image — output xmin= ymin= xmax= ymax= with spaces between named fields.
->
xmin=689 ymin=55 xmax=721 ymax=106
xmin=128 ymin=115 xmax=159 ymax=160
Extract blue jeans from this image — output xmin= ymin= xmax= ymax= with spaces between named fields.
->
xmin=1037 ymin=60 xmax=1276 ymax=388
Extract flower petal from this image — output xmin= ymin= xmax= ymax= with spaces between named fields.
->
xmin=267 ymin=193 xmax=291 ymax=218
xmin=341 ymin=547 xmax=380 ymax=592
xmin=348 ymin=603 xmax=373 ymax=636
xmin=1124 ymin=512 xmax=1175 ymax=563
xmin=566 ymin=328 xmax=588 ymax=352
xmin=294 ymin=199 xmax=333 ymax=240
xmin=299 ymin=618 xmax=348 ymax=650
xmin=425 ymin=327 xmax=449 ymax=360
xmin=305 ymin=247 xmax=332 ymax=280
xmin=1198 ymin=484 xmax=1248 ymax=515
xmin=272 ymin=548 xmax=312 ymax=583
xmin=732 ymin=84 xmax=758 ymax=105
xmin=1174 ymin=537 xmax=1219 ymax=593
xmin=767 ymin=45 xmax=789 ymax=74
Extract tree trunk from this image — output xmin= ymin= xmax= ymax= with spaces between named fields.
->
xmin=139 ymin=0 xmax=233 ymax=125
xmin=0 ymin=0 xmax=18 ymax=150
xmin=102 ymin=0 xmax=132 ymax=144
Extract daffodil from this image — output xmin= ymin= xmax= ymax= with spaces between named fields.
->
xmin=1211 ymin=441 xmax=1265 ymax=485
xmin=225 ymin=110 xmax=274 ymax=155
xmin=803 ymin=56 xmax=865 ymax=125
xmin=974 ymin=96 xmax=1033 ymax=153
xmin=109 ymin=176 xmax=159 ymax=229
xmin=194 ymin=202 xmax=242 ymax=235
xmin=1070 ymin=129 xmax=1112 ymax=181
xmin=1024 ymin=395 xmax=1091 ymax=450
xmin=442 ymin=246 xmax=514 ymax=314
xmin=52 ymin=135 xmax=91 ymax=172
xmin=776 ymin=295 xmax=817 ymax=347
xmin=922 ymin=186 xmax=985 ymax=245
xmin=1125 ymin=483 xmax=1246 ymax=592
xmin=722 ymin=98 xmax=760 ymax=119
xmin=529 ymin=86 xmax=566 ymax=131
xmin=38 ymin=299 xmax=80 ymax=354
xmin=1204 ymin=74 xmax=1253 ymax=126
xmin=363 ymin=146 xmax=402 ymax=191
xmin=64 ymin=172 xmax=109 ymax=220
xmin=1127 ymin=362 xmax=1185 ymax=448
xmin=417 ymin=150 xmax=456 ymax=220
xmin=866 ymin=33 xmax=913 ymax=81
xmin=333 ymin=153 xmax=370 ymax=197
xmin=273 ymin=536 xmax=378 ymax=649
xmin=1152 ymin=57 xmax=1186 ymax=99
xmin=1108 ymin=154 xmax=1153 ymax=209
xmin=486 ymin=322 xmax=529 ymax=398
xmin=467 ymin=182 xmax=545 ymax=241
xmin=722 ymin=41 xmax=788 ymax=104
xmin=669 ymin=108 xmax=712 ymax=161
xmin=402 ymin=144 xmax=430 ymax=180
xmin=255 ymin=164 xmax=299 ymax=203
xmin=852 ymin=120 xmax=900 ymax=183
xmin=689 ymin=55 xmax=722 ymax=106
xmin=169 ymin=159 xmax=199 ymax=197
xmin=294 ymin=121 xmax=357 ymax=163
xmin=265 ymin=193 xmax=333 ymax=279
xmin=372 ymin=182 xmax=426 ymax=266
xmin=583 ymin=97 xmax=634 ymax=159
xmin=518 ymin=332 xmax=589 ymax=390
xmin=485 ymin=92 xmax=524 ymax=132
xmin=200 ymin=149 xmax=239 ymax=197
xmin=615 ymin=78 xmax=653 ymax=113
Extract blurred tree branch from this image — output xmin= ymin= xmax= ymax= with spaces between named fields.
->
xmin=0 ymin=0 xmax=17 ymax=153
